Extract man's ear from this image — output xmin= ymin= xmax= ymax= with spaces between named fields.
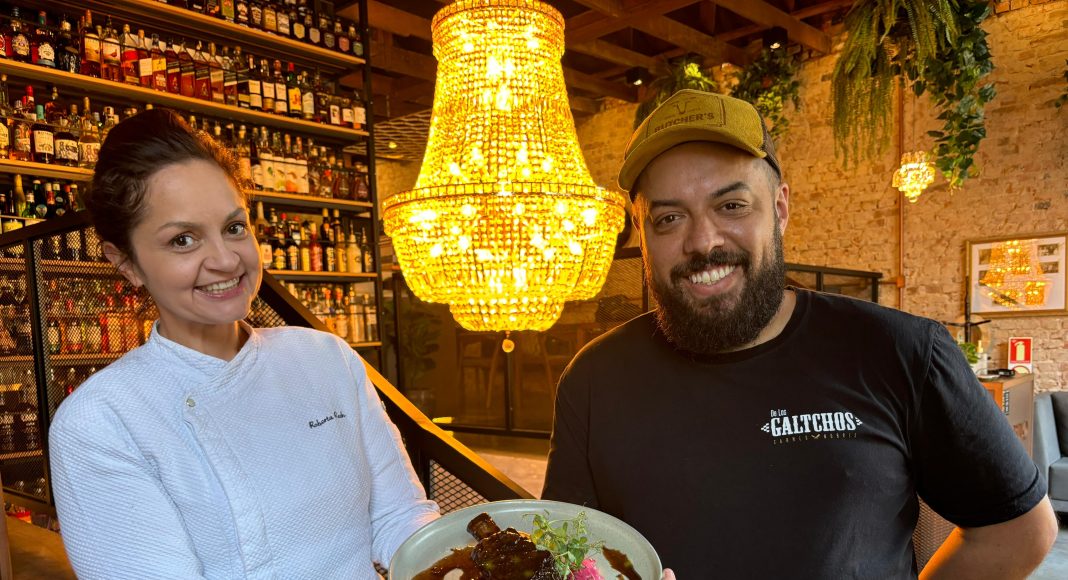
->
xmin=775 ymin=181 xmax=790 ymax=237
xmin=102 ymin=242 xmax=143 ymax=288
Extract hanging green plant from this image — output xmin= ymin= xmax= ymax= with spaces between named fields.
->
xmin=633 ymin=57 xmax=718 ymax=128
xmin=729 ymin=47 xmax=801 ymax=139
xmin=831 ymin=0 xmax=994 ymax=188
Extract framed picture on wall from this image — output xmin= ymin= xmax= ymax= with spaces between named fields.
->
xmin=966 ymin=232 xmax=1068 ymax=317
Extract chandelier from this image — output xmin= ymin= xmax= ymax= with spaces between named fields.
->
xmin=980 ymin=240 xmax=1048 ymax=308
xmin=892 ymin=150 xmax=935 ymax=203
xmin=382 ymin=0 xmax=626 ymax=332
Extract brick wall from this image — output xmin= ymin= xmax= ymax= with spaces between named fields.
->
xmin=572 ymin=1 xmax=1068 ymax=390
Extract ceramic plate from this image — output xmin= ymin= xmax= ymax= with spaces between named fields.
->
xmin=390 ymin=499 xmax=662 ymax=579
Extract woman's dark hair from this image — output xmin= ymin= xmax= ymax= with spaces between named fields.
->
xmin=86 ymin=108 xmax=248 ymax=260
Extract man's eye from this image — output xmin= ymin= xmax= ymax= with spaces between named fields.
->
xmin=654 ymin=214 xmax=680 ymax=226
xmin=171 ymin=234 xmax=194 ymax=248
xmin=722 ymin=202 xmax=747 ymax=211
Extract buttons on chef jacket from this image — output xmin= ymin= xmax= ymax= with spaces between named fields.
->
xmin=186 ymin=397 xmax=196 ymax=408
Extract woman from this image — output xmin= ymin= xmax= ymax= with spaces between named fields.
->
xmin=49 ymin=109 xmax=439 ymax=579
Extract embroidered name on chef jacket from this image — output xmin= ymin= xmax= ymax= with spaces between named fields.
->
xmin=309 ymin=410 xmax=348 ymax=428
xmin=760 ymin=408 xmax=863 ymax=444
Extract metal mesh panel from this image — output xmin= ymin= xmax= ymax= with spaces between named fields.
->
xmin=429 ymin=460 xmax=487 ymax=514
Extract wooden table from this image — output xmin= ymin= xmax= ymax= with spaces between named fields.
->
xmin=981 ymin=374 xmax=1035 ymax=456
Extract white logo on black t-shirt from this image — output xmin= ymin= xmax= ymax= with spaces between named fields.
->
xmin=761 ymin=408 xmax=863 ymax=444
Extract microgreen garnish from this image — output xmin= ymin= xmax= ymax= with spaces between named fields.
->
xmin=528 ymin=511 xmax=604 ymax=577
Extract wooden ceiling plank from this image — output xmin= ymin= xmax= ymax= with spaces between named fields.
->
xmin=569 ymin=0 xmax=627 ymax=17
xmin=698 ymin=2 xmax=717 ymax=34
xmin=709 ymin=0 xmax=831 ymax=53
xmin=569 ymin=93 xmax=602 ymax=114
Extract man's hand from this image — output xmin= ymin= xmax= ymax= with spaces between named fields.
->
xmin=921 ymin=497 xmax=1058 ymax=580
xmin=662 ymin=569 xmax=676 ymax=580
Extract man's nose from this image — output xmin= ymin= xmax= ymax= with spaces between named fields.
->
xmin=683 ymin=214 xmax=725 ymax=257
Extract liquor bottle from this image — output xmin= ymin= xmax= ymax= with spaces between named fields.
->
xmin=305 ymin=9 xmax=319 ymax=46
xmin=322 ymin=229 xmax=336 ymax=272
xmin=78 ymin=97 xmax=101 ymax=168
xmin=32 ymin=105 xmax=55 ymax=164
xmin=179 ymin=40 xmax=196 ymax=97
xmin=236 ymin=0 xmax=250 ymax=26
xmin=257 ymin=127 xmax=273 ymax=190
xmin=351 ymin=89 xmax=367 ymax=130
xmin=285 ymin=63 xmax=302 ymax=118
xmin=43 ymin=85 xmax=63 ymax=122
xmin=263 ymin=1 xmax=278 ymax=34
xmin=206 ymin=0 xmax=221 ymax=20
xmin=319 ymin=147 xmax=334 ymax=197
xmin=44 ymin=183 xmax=59 ymax=219
xmin=100 ymin=107 xmax=118 ymax=142
xmin=347 ymin=288 xmax=364 ymax=343
xmin=319 ymin=9 xmax=335 ymax=50
xmin=328 ymin=93 xmax=341 ymax=126
xmin=120 ymin=25 xmax=140 ymax=85
xmin=346 ymin=226 xmax=359 ymax=274
xmin=193 ymin=42 xmax=212 ymax=101
xmin=54 ymin=106 xmax=79 ymax=167
xmin=137 ymin=30 xmax=154 ymax=87
xmin=235 ymin=48 xmax=251 ymax=108
xmin=285 ymin=216 xmax=300 ymax=270
xmin=191 ymin=0 xmax=207 ymax=14
xmin=334 ymin=287 xmax=348 ymax=340
xmin=69 ymin=183 xmax=82 ymax=211
xmin=236 ymin=125 xmax=252 ymax=182
xmin=151 ymin=36 xmax=168 ymax=91
xmin=292 ymin=0 xmax=306 ymax=41
xmin=335 ymin=21 xmax=349 ymax=54
xmin=334 ymin=211 xmax=347 ymax=273
xmin=32 ymin=180 xmax=48 ymax=219
xmin=54 ymin=15 xmax=79 ymax=73
xmin=101 ymin=21 xmax=122 ymax=82
xmin=0 ymin=75 xmax=9 ymax=159
xmin=300 ymin=71 xmax=314 ymax=121
xmin=12 ymin=175 xmax=26 ymax=216
xmin=80 ymin=11 xmax=101 ymax=77
xmin=10 ymin=8 xmax=31 ymax=63
xmin=272 ymin=59 xmax=288 ymax=116
xmin=208 ymin=43 xmax=225 ymax=104
xmin=340 ymin=95 xmax=354 ymax=129
xmin=349 ymin=23 xmax=363 ymax=57
xmin=222 ymin=0 xmax=236 ymax=22
xmin=306 ymin=140 xmax=321 ymax=195
xmin=11 ymin=99 xmax=33 ymax=162
xmin=20 ymin=186 xmax=36 ymax=220
xmin=33 ymin=11 xmax=56 ymax=68
xmin=254 ymin=201 xmax=272 ymax=266
xmin=313 ymin=69 xmax=330 ymax=124
xmin=294 ymin=136 xmax=309 ymax=193
xmin=363 ymin=294 xmax=377 ymax=341
xmin=244 ymin=54 xmax=262 ymax=111
xmin=248 ymin=127 xmax=263 ymax=189
xmin=52 ymin=180 xmax=68 ymax=218
xmin=309 ymin=230 xmax=322 ymax=272
xmin=354 ymin=169 xmax=370 ymax=202
xmin=222 ymin=47 xmax=238 ymax=106
xmin=299 ymin=223 xmax=311 ymax=271
xmin=250 ymin=0 xmax=264 ymax=31
xmin=258 ymin=58 xmax=275 ymax=112
xmin=276 ymin=132 xmax=291 ymax=191
xmin=276 ymin=1 xmax=291 ymax=38
xmin=360 ymin=228 xmax=373 ymax=273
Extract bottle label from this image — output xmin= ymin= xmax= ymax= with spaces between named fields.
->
xmin=56 ymin=138 xmax=78 ymax=161
xmin=353 ymin=106 xmax=366 ymax=126
xmin=277 ymin=14 xmax=290 ymax=35
xmin=15 ymin=129 xmax=31 ymax=153
xmin=274 ymin=83 xmax=288 ymax=113
xmin=82 ymin=37 xmax=100 ymax=61
xmin=0 ymin=37 xmax=6 ymax=55
xmin=237 ymin=3 xmax=249 ymax=23
xmin=0 ymin=125 xmax=8 ymax=149
xmin=33 ymin=131 xmax=54 ymax=155
xmin=250 ymin=6 xmax=262 ymax=26
xmin=288 ymin=87 xmax=302 ymax=113
xmin=341 ymin=107 xmax=354 ymax=126
xmin=37 ymin=43 xmax=56 ymax=66
xmin=309 ymin=28 xmax=321 ymax=44
xmin=13 ymin=35 xmax=30 ymax=57
xmin=140 ymin=56 xmax=154 ymax=78
xmin=102 ymin=41 xmax=120 ymax=65
xmin=339 ymin=36 xmax=350 ymax=54
xmin=261 ymin=80 xmax=274 ymax=101
xmin=302 ymin=92 xmax=315 ymax=117
xmin=329 ymin=104 xmax=340 ymax=125
xmin=293 ymin=21 xmax=305 ymax=40
xmin=79 ymin=142 xmax=100 ymax=165
xmin=251 ymin=163 xmax=264 ymax=189
xmin=264 ymin=11 xmax=277 ymax=32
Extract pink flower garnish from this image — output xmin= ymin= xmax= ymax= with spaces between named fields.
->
xmin=569 ymin=559 xmax=604 ymax=580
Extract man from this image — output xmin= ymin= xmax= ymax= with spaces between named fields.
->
xmin=541 ymin=90 xmax=1057 ymax=578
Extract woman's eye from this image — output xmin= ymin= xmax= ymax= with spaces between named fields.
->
xmin=227 ymin=222 xmax=248 ymax=236
xmin=171 ymin=234 xmax=194 ymax=248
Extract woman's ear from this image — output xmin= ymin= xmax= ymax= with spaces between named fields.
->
xmin=102 ymin=242 xmax=143 ymax=288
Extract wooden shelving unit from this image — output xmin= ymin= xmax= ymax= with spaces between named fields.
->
xmin=0 ymin=159 xmax=94 ymax=182
xmin=250 ymin=191 xmax=373 ymax=213
xmin=0 ymin=60 xmax=368 ymax=143
xmin=22 ymin=0 xmax=364 ymax=74
xmin=267 ymin=269 xmax=377 ymax=282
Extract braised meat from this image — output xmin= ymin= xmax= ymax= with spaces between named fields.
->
xmin=467 ymin=513 xmax=562 ymax=580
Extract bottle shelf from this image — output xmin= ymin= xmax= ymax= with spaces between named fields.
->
xmin=250 ymin=191 xmax=373 ymax=213
xmin=1 ymin=257 xmax=114 ymax=275
xmin=0 ymin=355 xmax=33 ymax=363
xmin=0 ymin=60 xmax=368 ymax=143
xmin=349 ymin=341 xmax=382 ymax=349
xmin=32 ymin=0 xmax=365 ymax=74
xmin=0 ymin=159 xmax=95 ymax=182
xmin=267 ymin=269 xmax=376 ymax=282
xmin=0 ymin=449 xmax=44 ymax=462
xmin=48 ymin=353 xmax=125 ymax=364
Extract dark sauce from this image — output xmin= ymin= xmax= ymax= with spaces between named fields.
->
xmin=414 ymin=546 xmax=483 ymax=580
xmin=602 ymin=546 xmax=641 ymax=580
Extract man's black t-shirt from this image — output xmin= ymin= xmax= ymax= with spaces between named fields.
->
xmin=542 ymin=289 xmax=1045 ymax=578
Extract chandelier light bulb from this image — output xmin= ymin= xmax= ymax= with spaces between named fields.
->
xmin=892 ymin=150 xmax=935 ymax=203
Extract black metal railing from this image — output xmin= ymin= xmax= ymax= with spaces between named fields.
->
xmin=0 ymin=212 xmax=530 ymax=517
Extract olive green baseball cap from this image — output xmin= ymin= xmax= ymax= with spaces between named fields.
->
xmin=617 ymin=89 xmax=781 ymax=193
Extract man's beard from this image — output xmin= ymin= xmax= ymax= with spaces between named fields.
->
xmin=647 ymin=226 xmax=786 ymax=356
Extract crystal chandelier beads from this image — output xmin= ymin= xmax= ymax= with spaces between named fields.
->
xmin=383 ymin=0 xmax=627 ymax=332
xmin=892 ymin=150 xmax=936 ymax=203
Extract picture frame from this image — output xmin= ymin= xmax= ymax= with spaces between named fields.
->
xmin=965 ymin=231 xmax=1068 ymax=317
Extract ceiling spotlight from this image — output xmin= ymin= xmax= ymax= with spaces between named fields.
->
xmin=763 ymin=26 xmax=788 ymax=51
xmin=625 ymin=67 xmax=651 ymax=87
xmin=388 ymin=141 xmax=398 ymax=149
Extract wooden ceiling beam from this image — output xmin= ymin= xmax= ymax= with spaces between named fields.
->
xmin=566 ymin=0 xmax=702 ymax=44
xmin=631 ymin=16 xmax=749 ymax=65
xmin=569 ymin=39 xmax=668 ymax=75
xmin=570 ymin=0 xmax=627 ymax=17
xmin=714 ymin=0 xmax=853 ymax=43
xmin=569 ymin=93 xmax=603 ymax=114
xmin=563 ymin=68 xmax=639 ymax=101
xmin=338 ymin=1 xmax=432 ymax=40
xmin=709 ymin=0 xmax=831 ymax=53
xmin=698 ymin=2 xmax=717 ymax=34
